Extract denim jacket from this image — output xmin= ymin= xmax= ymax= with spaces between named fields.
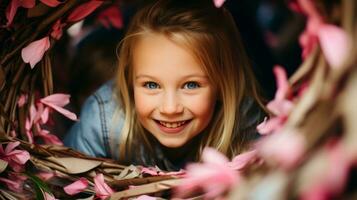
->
xmin=64 ymin=81 xmax=123 ymax=160
xmin=64 ymin=81 xmax=265 ymax=170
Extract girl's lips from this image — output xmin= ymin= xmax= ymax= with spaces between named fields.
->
xmin=155 ymin=120 xmax=191 ymax=134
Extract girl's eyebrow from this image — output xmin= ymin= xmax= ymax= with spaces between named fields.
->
xmin=135 ymin=75 xmax=155 ymax=80
xmin=135 ymin=74 xmax=208 ymax=80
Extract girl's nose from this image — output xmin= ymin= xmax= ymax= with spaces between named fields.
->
xmin=159 ymin=91 xmax=184 ymax=115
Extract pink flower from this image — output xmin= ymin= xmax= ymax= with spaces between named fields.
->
xmin=257 ymin=129 xmax=305 ymax=170
xmin=97 ymin=6 xmax=123 ymax=29
xmin=140 ymin=166 xmax=185 ymax=176
xmin=37 ymin=128 xmax=63 ymax=145
xmin=290 ymin=0 xmax=351 ymax=68
xmin=67 ymin=1 xmax=104 ymax=22
xmin=17 ymin=94 xmax=28 ymax=107
xmin=94 ymin=173 xmax=114 ymax=199
xmin=40 ymin=93 xmax=78 ymax=121
xmin=21 ymin=37 xmax=50 ymax=69
xmin=64 ymin=177 xmax=89 ymax=195
xmin=24 ymin=94 xmax=76 ymax=144
xmin=213 ymin=0 xmax=226 ymax=8
xmin=0 ymin=172 xmax=27 ymax=192
xmin=136 ymin=195 xmax=156 ymax=200
xmin=0 ymin=141 xmax=30 ymax=172
xmin=317 ymin=24 xmax=351 ymax=69
xmin=50 ymin=19 xmax=67 ymax=40
xmin=37 ymin=171 xmax=55 ymax=181
xmin=227 ymin=149 xmax=258 ymax=170
xmin=175 ymin=148 xmax=238 ymax=199
xmin=5 ymin=0 xmax=35 ymax=26
xmin=257 ymin=66 xmax=293 ymax=135
xmin=301 ymin=139 xmax=351 ymax=200
xmin=0 ymin=177 xmax=22 ymax=192
xmin=40 ymin=0 xmax=62 ymax=7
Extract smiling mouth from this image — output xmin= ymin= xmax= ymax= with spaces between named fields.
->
xmin=155 ymin=120 xmax=190 ymax=128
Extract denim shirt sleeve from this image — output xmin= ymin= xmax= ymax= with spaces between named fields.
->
xmin=64 ymin=81 xmax=123 ymax=159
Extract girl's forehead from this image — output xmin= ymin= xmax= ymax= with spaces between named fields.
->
xmin=131 ymin=33 xmax=210 ymax=78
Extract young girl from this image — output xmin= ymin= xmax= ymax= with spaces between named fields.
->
xmin=64 ymin=0 xmax=266 ymax=171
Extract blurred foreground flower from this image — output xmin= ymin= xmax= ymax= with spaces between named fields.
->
xmin=175 ymin=148 xmax=257 ymax=199
xmin=257 ymin=66 xmax=294 ymax=135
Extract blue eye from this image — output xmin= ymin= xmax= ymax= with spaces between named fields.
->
xmin=184 ymin=82 xmax=199 ymax=89
xmin=144 ymin=82 xmax=159 ymax=89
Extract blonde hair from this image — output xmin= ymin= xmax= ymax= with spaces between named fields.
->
xmin=115 ymin=0 xmax=265 ymax=164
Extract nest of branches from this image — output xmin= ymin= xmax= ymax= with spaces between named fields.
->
xmin=1 ymin=0 xmax=357 ymax=199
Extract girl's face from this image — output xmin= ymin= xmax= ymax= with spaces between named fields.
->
xmin=133 ymin=33 xmax=217 ymax=148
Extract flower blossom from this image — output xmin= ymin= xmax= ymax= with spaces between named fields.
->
xmin=257 ymin=66 xmax=294 ymax=135
xmin=5 ymin=0 xmax=35 ymax=27
xmin=290 ymin=0 xmax=351 ymax=69
xmin=21 ymin=37 xmax=50 ymax=69
xmin=175 ymin=148 xmax=257 ymax=199
xmin=64 ymin=177 xmax=89 ymax=195
xmin=94 ymin=173 xmax=115 ymax=199
xmin=0 ymin=141 xmax=30 ymax=172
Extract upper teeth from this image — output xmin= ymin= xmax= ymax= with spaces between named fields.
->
xmin=159 ymin=121 xmax=186 ymax=128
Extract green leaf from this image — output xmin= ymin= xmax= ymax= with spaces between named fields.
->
xmin=25 ymin=172 xmax=53 ymax=200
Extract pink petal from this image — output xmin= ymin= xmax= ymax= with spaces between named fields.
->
xmin=176 ymin=162 xmax=237 ymax=198
xmin=256 ymin=117 xmax=285 ymax=135
xmin=67 ymin=1 xmax=104 ymax=22
xmin=318 ymin=24 xmax=351 ymax=69
xmin=5 ymin=0 xmax=20 ymax=26
xmin=50 ymin=19 xmax=66 ymax=40
xmin=94 ymin=174 xmax=114 ymax=199
xmin=41 ymin=93 xmax=70 ymax=107
xmin=38 ymin=129 xmax=63 ymax=145
xmin=228 ymin=150 xmax=257 ymax=170
xmin=258 ymin=130 xmax=305 ymax=169
xmin=26 ymin=104 xmax=37 ymax=131
xmin=40 ymin=0 xmax=62 ymax=7
xmin=26 ymin=130 xmax=34 ymax=144
xmin=7 ymin=150 xmax=30 ymax=165
xmin=45 ymin=103 xmax=77 ymax=121
xmin=136 ymin=195 xmax=156 ymax=200
xmin=201 ymin=147 xmax=229 ymax=164
xmin=158 ymin=169 xmax=185 ymax=176
xmin=297 ymin=0 xmax=322 ymax=20
xmin=41 ymin=107 xmax=50 ymax=124
xmin=5 ymin=0 xmax=35 ymax=26
xmin=40 ymin=94 xmax=77 ymax=121
xmin=213 ymin=0 xmax=226 ymax=8
xmin=267 ymin=99 xmax=293 ymax=116
xmin=0 ymin=177 xmax=23 ymax=192
xmin=301 ymin=140 xmax=350 ymax=199
xmin=64 ymin=177 xmax=89 ymax=195
xmin=288 ymin=1 xmax=304 ymax=13
xmin=21 ymin=37 xmax=50 ymax=69
xmin=97 ymin=6 xmax=123 ymax=29
xmin=17 ymin=94 xmax=27 ymax=107
xmin=273 ymin=65 xmax=289 ymax=100
xmin=4 ymin=141 xmax=20 ymax=154
xmin=37 ymin=172 xmax=55 ymax=181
